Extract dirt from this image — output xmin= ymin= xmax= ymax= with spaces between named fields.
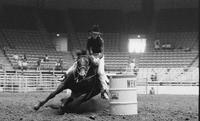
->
xmin=0 ymin=92 xmax=198 ymax=121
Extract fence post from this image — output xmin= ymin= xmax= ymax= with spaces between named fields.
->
xmin=40 ymin=71 xmax=42 ymax=90
xmin=3 ymin=70 xmax=6 ymax=91
xmin=11 ymin=74 xmax=13 ymax=92
xmin=15 ymin=71 xmax=18 ymax=92
xmin=146 ymin=78 xmax=148 ymax=94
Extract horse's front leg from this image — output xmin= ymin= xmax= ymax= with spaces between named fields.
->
xmin=33 ymin=83 xmax=65 ymax=111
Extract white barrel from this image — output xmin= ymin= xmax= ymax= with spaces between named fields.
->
xmin=109 ymin=74 xmax=137 ymax=115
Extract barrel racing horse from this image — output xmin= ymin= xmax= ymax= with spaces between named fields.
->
xmin=33 ymin=52 xmax=102 ymax=114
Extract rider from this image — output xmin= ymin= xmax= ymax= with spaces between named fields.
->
xmin=65 ymin=25 xmax=109 ymax=100
xmin=86 ymin=25 xmax=109 ymax=100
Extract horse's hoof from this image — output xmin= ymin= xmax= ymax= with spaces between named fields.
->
xmin=33 ymin=102 xmax=42 ymax=111
xmin=33 ymin=105 xmax=39 ymax=111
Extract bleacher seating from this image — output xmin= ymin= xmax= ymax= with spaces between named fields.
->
xmin=103 ymin=33 xmax=121 ymax=52
xmin=1 ymin=29 xmax=198 ymax=73
xmin=5 ymin=48 xmax=73 ymax=71
xmin=104 ymin=52 xmax=129 ymax=72
xmin=1 ymin=29 xmax=73 ymax=71
xmin=2 ymin=29 xmax=55 ymax=49
xmin=155 ymin=32 xmax=198 ymax=50
xmin=138 ymin=51 xmax=198 ymax=68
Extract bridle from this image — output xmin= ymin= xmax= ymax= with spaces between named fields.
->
xmin=74 ymin=55 xmax=95 ymax=83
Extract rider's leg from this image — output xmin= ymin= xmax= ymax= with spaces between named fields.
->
xmin=97 ymin=56 xmax=109 ymax=99
xmin=91 ymin=55 xmax=109 ymax=84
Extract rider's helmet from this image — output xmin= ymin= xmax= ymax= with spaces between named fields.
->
xmin=88 ymin=25 xmax=102 ymax=35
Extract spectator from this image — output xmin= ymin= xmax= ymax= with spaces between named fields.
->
xmin=13 ymin=54 xmax=19 ymax=61
xmin=150 ymin=87 xmax=155 ymax=95
xmin=151 ymin=73 xmax=157 ymax=81
xmin=17 ymin=55 xmax=28 ymax=72
xmin=36 ymin=58 xmax=41 ymax=71
xmin=133 ymin=66 xmax=138 ymax=75
xmin=150 ymin=69 xmax=157 ymax=81
xmin=22 ymin=58 xmax=28 ymax=71
xmin=129 ymin=58 xmax=136 ymax=71
xmin=22 ymin=54 xmax=27 ymax=61
xmin=17 ymin=58 xmax=23 ymax=70
xmin=154 ymin=39 xmax=160 ymax=50
xmin=43 ymin=54 xmax=49 ymax=62
xmin=3 ymin=46 xmax=7 ymax=55
xmin=55 ymin=58 xmax=63 ymax=71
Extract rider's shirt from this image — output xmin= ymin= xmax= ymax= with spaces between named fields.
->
xmin=86 ymin=36 xmax=104 ymax=54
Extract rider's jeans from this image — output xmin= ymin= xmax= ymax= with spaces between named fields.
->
xmin=96 ymin=56 xmax=109 ymax=91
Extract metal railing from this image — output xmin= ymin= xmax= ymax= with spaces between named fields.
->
xmin=0 ymin=68 xmax=199 ymax=93
xmin=0 ymin=71 xmax=62 ymax=92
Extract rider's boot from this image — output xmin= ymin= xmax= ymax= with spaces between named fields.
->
xmin=100 ymin=78 xmax=109 ymax=100
xmin=101 ymin=89 xmax=109 ymax=100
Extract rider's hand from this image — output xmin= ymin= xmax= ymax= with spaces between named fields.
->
xmin=98 ymin=53 xmax=103 ymax=59
xmin=90 ymin=55 xmax=100 ymax=65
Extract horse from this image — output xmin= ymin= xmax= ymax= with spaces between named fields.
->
xmin=33 ymin=52 xmax=102 ymax=114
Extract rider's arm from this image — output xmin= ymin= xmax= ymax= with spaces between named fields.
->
xmin=99 ymin=37 xmax=104 ymax=53
xmin=98 ymin=37 xmax=104 ymax=59
xmin=86 ymin=38 xmax=92 ymax=55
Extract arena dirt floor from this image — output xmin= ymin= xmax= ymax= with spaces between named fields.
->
xmin=0 ymin=92 xmax=198 ymax=121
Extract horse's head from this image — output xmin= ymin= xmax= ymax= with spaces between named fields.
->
xmin=76 ymin=55 xmax=91 ymax=78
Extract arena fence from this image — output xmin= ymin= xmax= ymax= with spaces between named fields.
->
xmin=0 ymin=70 xmax=199 ymax=94
xmin=0 ymin=70 xmax=62 ymax=92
